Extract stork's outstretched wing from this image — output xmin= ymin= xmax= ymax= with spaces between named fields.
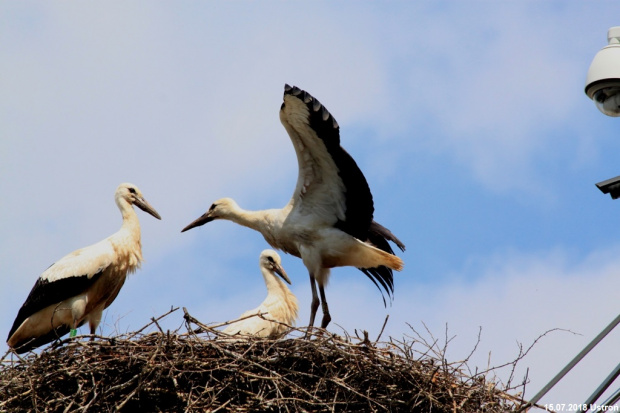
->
xmin=279 ymin=85 xmax=374 ymax=241
xmin=7 ymin=240 xmax=115 ymax=342
xmin=279 ymin=85 xmax=406 ymax=305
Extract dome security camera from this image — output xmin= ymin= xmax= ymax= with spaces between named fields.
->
xmin=585 ymin=26 xmax=620 ymax=117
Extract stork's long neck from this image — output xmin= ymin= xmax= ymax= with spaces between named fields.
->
xmin=262 ymin=268 xmax=287 ymax=297
xmin=261 ymin=267 xmax=299 ymax=325
xmin=119 ymin=202 xmax=141 ymax=240
xmin=114 ymin=199 xmax=143 ymax=269
xmin=226 ymin=206 xmax=279 ymax=238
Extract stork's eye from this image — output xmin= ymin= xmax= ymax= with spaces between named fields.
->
xmin=267 ymin=256 xmax=275 ymax=263
xmin=128 ymin=188 xmax=136 ymax=194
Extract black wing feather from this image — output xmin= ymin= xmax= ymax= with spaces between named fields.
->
xmin=284 ymin=85 xmax=374 ymax=241
xmin=11 ymin=325 xmax=72 ymax=354
xmin=284 ymin=85 xmax=405 ymax=305
xmin=7 ymin=269 xmax=106 ymax=342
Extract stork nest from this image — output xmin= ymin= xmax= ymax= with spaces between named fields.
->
xmin=0 ymin=307 xmax=540 ymax=412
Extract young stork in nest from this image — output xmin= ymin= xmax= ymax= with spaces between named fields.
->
xmin=7 ymin=183 xmax=161 ymax=354
xmin=183 ymin=84 xmax=405 ymax=331
xmin=222 ymin=250 xmax=298 ymax=339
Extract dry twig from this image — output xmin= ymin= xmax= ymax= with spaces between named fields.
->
xmin=0 ymin=309 xmax=545 ymax=412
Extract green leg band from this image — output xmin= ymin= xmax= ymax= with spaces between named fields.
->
xmin=70 ymin=329 xmax=77 ymax=337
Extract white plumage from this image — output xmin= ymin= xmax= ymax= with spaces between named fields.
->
xmin=222 ymin=249 xmax=298 ymax=339
xmin=7 ymin=183 xmax=161 ymax=353
xmin=183 ymin=85 xmax=405 ymax=330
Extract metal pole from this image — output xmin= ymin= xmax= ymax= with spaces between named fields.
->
xmin=583 ymin=362 xmax=620 ymax=411
xmin=528 ymin=313 xmax=620 ymax=406
xmin=599 ymin=386 xmax=620 ymax=408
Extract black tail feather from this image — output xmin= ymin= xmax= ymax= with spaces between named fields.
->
xmin=369 ymin=220 xmax=406 ymax=253
xmin=360 ymin=266 xmax=394 ymax=307
xmin=360 ymin=221 xmax=404 ymax=306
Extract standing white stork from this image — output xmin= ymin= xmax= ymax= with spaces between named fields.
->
xmin=183 ymin=84 xmax=405 ymax=330
xmin=6 ymin=183 xmax=161 ymax=354
xmin=222 ymin=249 xmax=298 ymax=339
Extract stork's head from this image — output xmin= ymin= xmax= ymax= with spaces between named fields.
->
xmin=115 ymin=183 xmax=162 ymax=220
xmin=260 ymin=249 xmax=291 ymax=284
xmin=181 ymin=197 xmax=239 ymax=232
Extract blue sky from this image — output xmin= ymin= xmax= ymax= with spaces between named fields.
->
xmin=2 ymin=2 xmax=620 ymax=408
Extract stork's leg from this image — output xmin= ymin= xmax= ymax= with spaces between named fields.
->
xmin=88 ymin=310 xmax=103 ymax=341
xmin=307 ymin=275 xmax=320 ymax=332
xmin=70 ymin=319 xmax=78 ymax=337
xmin=70 ymin=297 xmax=86 ymax=338
xmin=318 ymin=285 xmax=331 ymax=328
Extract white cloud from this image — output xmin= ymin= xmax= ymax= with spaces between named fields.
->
xmin=314 ymin=246 xmax=620 ymax=407
xmin=356 ymin=4 xmax=612 ymax=200
xmin=2 ymin=4 xmax=620 ymax=410
xmin=0 ymin=2 xmax=401 ymax=323
xmin=137 ymin=243 xmax=620 ymax=406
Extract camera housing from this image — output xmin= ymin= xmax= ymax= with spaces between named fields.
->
xmin=596 ymin=175 xmax=620 ymax=199
xmin=585 ymin=27 xmax=620 ymax=117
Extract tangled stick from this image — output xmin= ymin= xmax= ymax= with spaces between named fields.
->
xmin=0 ymin=308 xmax=546 ymax=412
